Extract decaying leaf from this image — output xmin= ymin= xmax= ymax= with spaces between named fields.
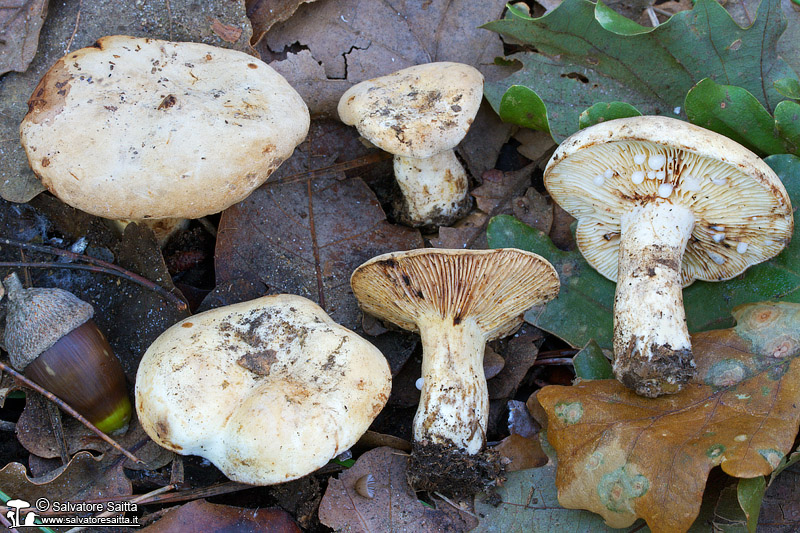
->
xmin=0 ymin=450 xmax=131 ymax=507
xmin=318 ymin=446 xmax=476 ymax=532
xmin=215 ymin=120 xmax=423 ymax=332
xmin=0 ymin=0 xmax=48 ymax=76
xmin=431 ymin=165 xmax=535 ymax=250
xmin=15 ymin=393 xmax=172 ymax=470
xmin=263 ymin=0 xmax=509 ymax=116
xmin=495 ymin=434 xmax=549 ymax=472
xmin=0 ymin=0 xmax=254 ymax=204
xmin=473 ymin=435 xmax=630 ymax=532
xmin=246 ymin=0 xmax=316 ymax=44
xmin=142 ymin=499 xmax=301 ymax=532
xmin=537 ymin=302 xmax=800 ymax=532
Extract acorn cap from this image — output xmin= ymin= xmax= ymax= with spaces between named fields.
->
xmin=544 ymin=116 xmax=794 ymax=286
xmin=3 ymin=272 xmax=93 ymax=370
xmin=350 ymin=248 xmax=560 ymax=340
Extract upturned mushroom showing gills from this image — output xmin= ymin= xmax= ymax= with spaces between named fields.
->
xmin=337 ymin=62 xmax=483 ymax=229
xmin=20 ymin=36 xmax=310 ymax=242
xmin=135 ymin=295 xmax=391 ymax=485
xmin=545 ymin=116 xmax=793 ymax=398
xmin=351 ymin=248 xmax=559 ymax=491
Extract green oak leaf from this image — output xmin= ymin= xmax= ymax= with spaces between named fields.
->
xmin=579 ymin=102 xmax=642 ymax=130
xmin=684 ymin=78 xmax=789 ymax=156
xmin=486 ymin=154 xmax=800 ymax=348
xmin=774 ymin=77 xmax=800 ymax=99
xmin=484 ymin=0 xmax=798 ymax=142
xmin=775 ymin=99 xmax=800 ymax=154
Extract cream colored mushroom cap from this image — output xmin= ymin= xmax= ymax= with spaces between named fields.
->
xmin=135 ymin=294 xmax=390 ymax=485
xmin=350 ymin=248 xmax=559 ymax=340
xmin=20 ymin=35 xmax=310 ymax=220
xmin=544 ymin=116 xmax=793 ymax=285
xmin=337 ymin=62 xmax=483 ymax=159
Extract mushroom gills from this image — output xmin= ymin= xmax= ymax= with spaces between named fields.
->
xmin=613 ymin=201 xmax=697 ymax=397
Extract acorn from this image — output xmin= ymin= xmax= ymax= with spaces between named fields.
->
xmin=3 ymin=272 xmax=132 ymax=434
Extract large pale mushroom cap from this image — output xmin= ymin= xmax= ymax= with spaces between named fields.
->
xmin=545 ymin=116 xmax=793 ymax=285
xmin=135 ymin=294 xmax=391 ymax=485
xmin=350 ymin=248 xmax=559 ymax=339
xmin=20 ymin=35 xmax=310 ymax=220
xmin=337 ymin=62 xmax=483 ymax=159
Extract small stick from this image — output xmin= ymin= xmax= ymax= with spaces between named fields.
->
xmin=0 ymin=257 xmax=187 ymax=311
xmin=133 ymin=481 xmax=253 ymax=506
xmin=264 ymin=153 xmax=392 ymax=187
xmin=0 ymin=361 xmax=144 ymax=465
xmin=433 ymin=492 xmax=479 ymax=518
xmin=533 ymin=357 xmax=574 ymax=366
xmin=65 ymin=484 xmax=176 ymax=533
xmin=45 ymin=401 xmax=70 ymax=465
xmin=646 ymin=6 xmax=660 ymax=27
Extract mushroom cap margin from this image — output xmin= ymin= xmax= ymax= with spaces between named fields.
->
xmin=134 ymin=294 xmax=391 ymax=485
xmin=350 ymin=248 xmax=560 ymax=341
xmin=544 ymin=116 xmax=794 ymax=285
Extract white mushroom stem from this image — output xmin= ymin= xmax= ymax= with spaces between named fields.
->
xmin=393 ymin=149 xmax=470 ymax=227
xmin=613 ymin=201 xmax=696 ymax=397
xmin=414 ymin=316 xmax=488 ymax=454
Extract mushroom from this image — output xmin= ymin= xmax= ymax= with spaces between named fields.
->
xmin=135 ymin=294 xmax=391 ymax=485
xmin=544 ymin=116 xmax=793 ymax=397
xmin=350 ymin=248 xmax=559 ymax=491
xmin=337 ymin=62 xmax=483 ymax=228
xmin=20 ymin=36 xmax=310 ymax=243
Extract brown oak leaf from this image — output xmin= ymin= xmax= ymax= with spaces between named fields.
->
xmin=537 ymin=302 xmax=800 ymax=533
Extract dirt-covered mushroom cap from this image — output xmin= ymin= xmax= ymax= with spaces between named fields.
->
xmin=135 ymin=294 xmax=391 ymax=485
xmin=351 ymin=248 xmax=559 ymax=338
xmin=545 ymin=116 xmax=793 ymax=285
xmin=20 ymin=35 xmax=310 ymax=220
xmin=351 ymin=248 xmax=558 ymax=492
xmin=337 ymin=62 xmax=483 ymax=159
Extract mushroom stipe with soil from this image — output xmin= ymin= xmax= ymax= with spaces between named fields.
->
xmin=351 ymin=248 xmax=559 ymax=493
xmin=545 ymin=116 xmax=793 ymax=398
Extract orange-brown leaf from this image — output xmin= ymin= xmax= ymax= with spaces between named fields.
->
xmin=537 ymin=302 xmax=800 ymax=533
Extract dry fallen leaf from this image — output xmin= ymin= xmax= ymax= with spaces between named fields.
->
xmin=488 ymin=324 xmax=543 ymax=400
xmin=263 ymin=0 xmax=509 ymax=116
xmin=537 ymin=302 xmax=800 ymax=533
xmin=0 ymin=450 xmax=131 ymax=507
xmin=318 ymin=446 xmax=476 ymax=532
xmin=431 ymin=165 xmax=535 ymax=250
xmin=494 ymin=434 xmax=549 ymax=472
xmin=215 ymin=120 xmax=422 ymax=332
xmin=0 ymin=1 xmax=47 ymax=76
xmin=142 ymin=499 xmax=301 ymax=533
xmin=246 ymin=0 xmax=317 ymax=44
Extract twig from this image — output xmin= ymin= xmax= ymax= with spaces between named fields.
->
xmin=45 ymin=401 xmax=70 ymax=465
xmin=533 ymin=357 xmax=574 ymax=366
xmin=537 ymin=349 xmax=579 ymax=359
xmin=0 ymin=361 xmax=144 ymax=465
xmin=64 ymin=0 xmax=82 ymax=54
xmin=646 ymin=6 xmax=659 ymax=27
xmin=165 ymin=0 xmax=174 ymax=41
xmin=65 ymin=485 xmax=176 ymax=533
xmin=433 ymin=492 xmax=479 ymax=518
xmin=133 ymin=481 xmax=253 ymax=506
xmin=264 ymin=153 xmax=392 ymax=187
xmin=0 ymin=238 xmax=188 ymax=311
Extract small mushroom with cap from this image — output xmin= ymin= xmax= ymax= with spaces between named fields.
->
xmin=20 ymin=35 xmax=310 ymax=243
xmin=544 ymin=116 xmax=793 ymax=398
xmin=337 ymin=62 xmax=483 ymax=228
xmin=135 ymin=294 xmax=391 ymax=485
xmin=350 ymin=248 xmax=559 ymax=491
